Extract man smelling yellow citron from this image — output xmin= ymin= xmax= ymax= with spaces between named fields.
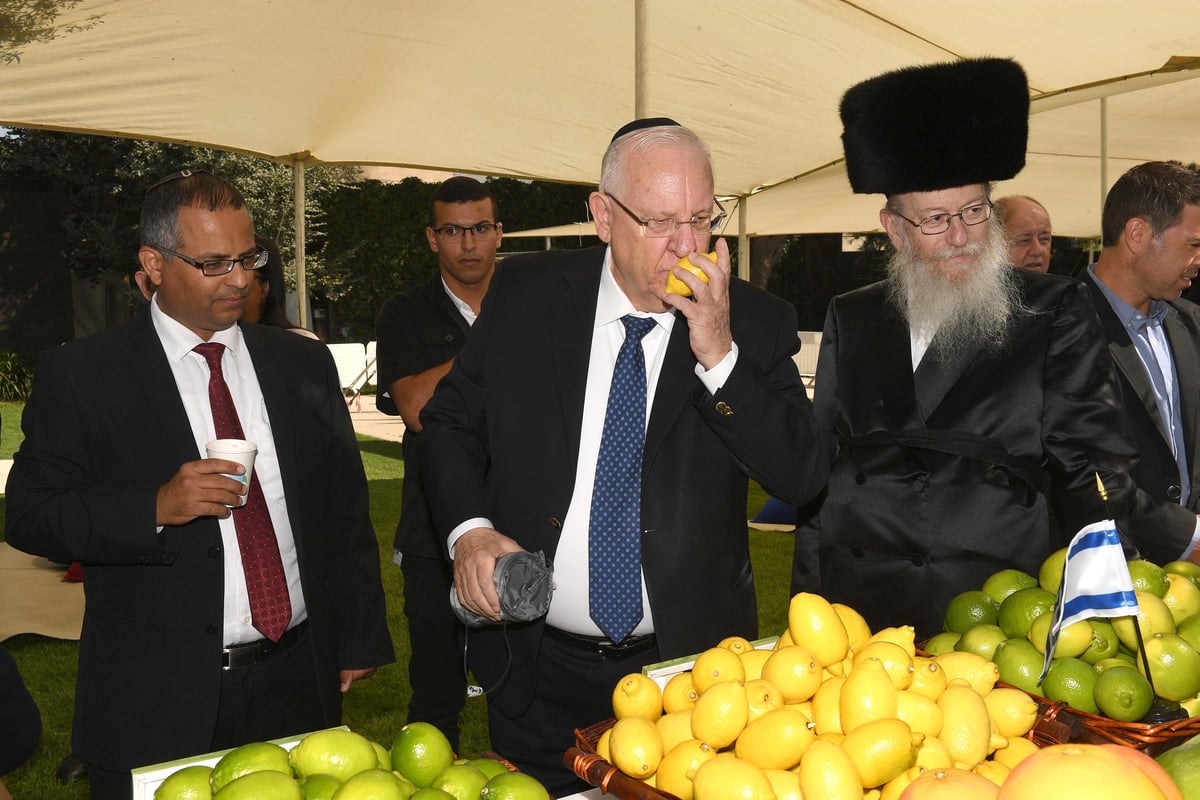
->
xmin=665 ymin=251 xmax=717 ymax=296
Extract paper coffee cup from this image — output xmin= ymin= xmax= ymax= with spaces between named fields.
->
xmin=206 ymin=439 xmax=257 ymax=507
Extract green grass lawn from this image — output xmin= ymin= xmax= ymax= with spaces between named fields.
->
xmin=0 ymin=400 xmax=794 ymax=798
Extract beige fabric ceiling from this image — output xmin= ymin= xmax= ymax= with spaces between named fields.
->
xmin=2 ymin=0 xmax=1199 ymax=238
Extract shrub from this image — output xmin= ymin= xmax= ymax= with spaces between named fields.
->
xmin=0 ymin=351 xmax=34 ymax=401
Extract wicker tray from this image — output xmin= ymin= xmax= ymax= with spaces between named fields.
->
xmin=1023 ymin=689 xmax=1200 ymax=756
xmin=567 ymin=719 xmax=679 ymax=800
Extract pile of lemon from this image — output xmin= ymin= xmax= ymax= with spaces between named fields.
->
xmin=600 ymin=592 xmax=1050 ymax=800
xmin=930 ymin=554 xmax=1200 ymax=724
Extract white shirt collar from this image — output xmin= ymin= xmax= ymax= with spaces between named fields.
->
xmin=150 ymin=293 xmax=246 ymax=363
xmin=596 ymin=246 xmax=675 ymax=333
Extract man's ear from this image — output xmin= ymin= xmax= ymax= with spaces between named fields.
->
xmin=589 ymin=192 xmax=613 ymax=243
xmin=880 ymin=208 xmax=905 ymax=251
xmin=138 ymin=246 xmax=165 ymax=287
xmin=426 ymin=227 xmax=439 ymax=253
xmin=1123 ymin=217 xmax=1151 ymax=254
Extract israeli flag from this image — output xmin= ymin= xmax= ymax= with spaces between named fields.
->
xmin=1039 ymin=520 xmax=1139 ymax=683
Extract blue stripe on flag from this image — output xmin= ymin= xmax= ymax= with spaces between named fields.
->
xmin=1062 ymin=590 xmax=1138 ymax=621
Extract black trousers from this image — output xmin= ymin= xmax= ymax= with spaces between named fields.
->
xmin=486 ymin=631 xmax=660 ymax=797
xmin=401 ymin=553 xmax=467 ymax=751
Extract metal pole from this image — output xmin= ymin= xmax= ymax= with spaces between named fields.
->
xmin=1100 ymin=96 xmax=1108 ymax=229
xmin=634 ymin=0 xmax=648 ymax=118
xmin=738 ymin=199 xmax=749 ymax=281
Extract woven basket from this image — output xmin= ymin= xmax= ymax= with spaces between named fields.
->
xmin=567 ymin=719 xmax=681 ymax=800
xmin=1024 ymin=690 xmax=1200 ymax=756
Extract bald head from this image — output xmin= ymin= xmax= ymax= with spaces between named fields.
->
xmin=997 ymin=195 xmax=1052 ymax=273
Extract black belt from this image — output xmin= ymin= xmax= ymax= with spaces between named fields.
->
xmin=222 ymin=620 xmax=309 ymax=670
xmin=544 ymin=626 xmax=657 ymax=658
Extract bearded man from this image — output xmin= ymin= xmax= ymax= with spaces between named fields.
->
xmin=792 ymin=59 xmax=1197 ymax=636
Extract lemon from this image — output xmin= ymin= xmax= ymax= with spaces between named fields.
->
xmin=973 ymin=759 xmax=1010 ymax=787
xmin=983 ymin=687 xmax=1039 ymax=738
xmin=943 ymin=590 xmax=1000 ymax=634
xmin=762 ymin=768 xmax=803 ymax=800
xmin=655 ymin=739 xmax=715 ymax=800
xmin=735 ymin=706 xmax=816 ymax=770
xmin=954 ymin=624 xmax=1008 ymax=662
xmin=1164 ymin=560 xmax=1200 ymax=581
xmin=1162 ymin=572 xmax=1200 ymax=625
xmin=430 ymin=764 xmax=487 ymax=800
xmin=1028 ymin=614 xmax=1093 ymax=658
xmin=992 ymin=638 xmax=1044 ymax=696
xmin=300 ymin=773 xmax=342 ymax=800
xmin=762 ymin=645 xmax=823 ymax=703
xmin=658 ymin=709 xmax=696 ymax=753
xmin=841 ymin=717 xmax=922 ymax=788
xmin=991 ymin=735 xmax=1040 ymax=769
xmin=798 ymin=738 xmax=864 ymax=800
xmin=868 ymin=625 xmax=917 ymax=657
xmin=691 ymin=756 xmax=774 ymax=800
xmin=1113 ymin=591 xmax=1177 ymax=649
xmin=1080 ymin=618 xmax=1121 ymax=665
xmin=788 ymin=592 xmax=850 ymax=668
xmin=936 ymin=683 xmax=995 ymax=769
xmin=933 ymin=651 xmax=999 ymax=696
xmin=1181 ymin=692 xmax=1200 ymax=716
xmin=896 ymin=689 xmax=943 ymax=738
xmin=908 ymin=657 xmax=948 ymax=701
xmin=608 ymin=716 xmax=663 ymax=779
xmin=211 ymin=742 xmax=292 ymax=793
xmin=595 ymin=728 xmax=612 ymax=763
xmin=855 ymin=641 xmax=915 ymax=690
xmin=719 ymin=635 xmax=755 ymax=655
xmin=691 ymin=679 xmax=748 ymax=748
xmin=1137 ymin=632 xmax=1200 ymax=701
xmin=663 ymin=671 xmax=700 ymax=713
xmin=811 ymin=673 xmax=846 ymax=735
xmin=691 ymin=646 xmax=746 ymax=693
xmin=879 ymin=765 xmax=924 ymax=800
xmin=983 ymin=569 xmax=1039 ymax=606
xmin=1180 ymin=615 xmax=1200 ymax=652
xmin=612 ymin=672 xmax=663 ymax=720
xmin=390 ymin=723 xmax=455 ymax=788
xmin=1038 ymin=547 xmax=1068 ymax=594
xmin=833 ymin=602 xmax=873 ymax=650
xmin=744 ymin=678 xmax=784 ymax=723
xmin=997 ymin=587 xmax=1056 ymax=639
xmin=212 ymin=770 xmax=302 ymax=800
xmin=1127 ymin=559 xmax=1169 ymax=597
xmin=665 ymin=252 xmax=716 ymax=297
xmin=775 ymin=628 xmax=794 ymax=649
xmin=1042 ymin=657 xmax=1099 ymax=714
xmin=922 ymin=632 xmax=959 ymax=656
xmin=154 ymin=765 xmax=213 ymax=800
xmin=913 ymin=735 xmax=954 ymax=770
xmin=479 ymin=771 xmax=551 ymax=800
xmin=1093 ymin=665 xmax=1154 ymax=722
xmin=1093 ymin=654 xmax=1137 ymax=671
xmin=840 ymin=656 xmax=898 ymax=733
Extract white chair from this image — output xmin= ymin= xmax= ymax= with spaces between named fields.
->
xmin=794 ymin=331 xmax=822 ymax=389
xmin=343 ymin=341 xmax=378 ymax=411
xmin=326 ymin=342 xmax=367 ymax=410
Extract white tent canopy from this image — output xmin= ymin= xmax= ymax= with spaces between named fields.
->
xmin=3 ymin=2 xmax=1199 ymax=251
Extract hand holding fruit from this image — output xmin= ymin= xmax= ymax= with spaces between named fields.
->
xmin=662 ymin=239 xmax=732 ymax=370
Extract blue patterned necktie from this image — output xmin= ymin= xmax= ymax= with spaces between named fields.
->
xmin=589 ymin=314 xmax=656 ymax=643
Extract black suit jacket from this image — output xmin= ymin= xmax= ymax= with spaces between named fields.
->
xmin=419 ymin=246 xmax=826 ymax=715
xmin=4 ymin=313 xmax=394 ymax=769
xmin=1086 ymin=278 xmax=1200 ymax=524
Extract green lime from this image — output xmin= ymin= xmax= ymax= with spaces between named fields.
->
xmin=331 ymin=768 xmax=414 ymax=800
xmin=290 ymin=730 xmax=380 ymax=782
xmin=371 ymin=741 xmax=391 ymax=770
xmin=954 ymin=624 xmax=1008 ymax=661
xmin=1080 ymin=619 xmax=1121 ymax=665
xmin=1038 ymin=548 xmax=1068 ymax=594
xmin=1156 ymin=734 xmax=1200 ymax=799
xmin=391 ymin=722 xmax=455 ymax=789
xmin=943 ymin=590 xmax=1000 ymax=634
xmin=1027 ymin=614 xmax=1092 ymax=658
xmin=1163 ymin=560 xmax=1200 ymax=581
xmin=1042 ymin=656 xmax=1099 ymax=713
xmin=214 ymin=770 xmax=302 ymax=800
xmin=479 ymin=772 xmax=551 ymax=800
xmin=300 ymin=773 xmax=343 ymax=800
xmin=923 ymin=631 xmax=960 ymax=656
xmin=993 ymin=638 xmax=1045 ymax=696
xmin=982 ymin=568 xmax=1039 ymax=605
xmin=1094 ymin=665 xmax=1154 ymax=722
xmin=210 ymin=742 xmax=292 ymax=793
xmin=1137 ymin=633 xmax=1200 ymax=701
xmin=411 ymin=791 xmax=455 ymax=800
xmin=1092 ymin=656 xmax=1135 ymax=673
xmin=997 ymin=586 xmax=1057 ymax=639
xmin=1127 ymin=560 xmax=1169 ymax=598
xmin=468 ymin=758 xmax=510 ymax=780
xmin=430 ymin=764 xmax=489 ymax=800
xmin=154 ymin=765 xmax=213 ymax=800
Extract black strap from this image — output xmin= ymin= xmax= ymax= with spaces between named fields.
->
xmin=843 ymin=428 xmax=1050 ymax=495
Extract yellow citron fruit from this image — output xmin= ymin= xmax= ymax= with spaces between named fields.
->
xmin=1027 ymin=613 xmax=1093 ymax=658
xmin=811 ymin=673 xmax=846 ymax=735
xmin=608 ymin=716 xmax=663 ymax=780
xmin=691 ymin=646 xmax=746 ymax=694
xmin=855 ymin=641 xmax=916 ymax=690
xmin=990 ymin=735 xmax=1040 ymax=769
xmin=612 ymin=672 xmax=663 ymax=721
xmin=972 ymin=759 xmax=1011 ymax=787
xmin=913 ymin=735 xmax=954 ymax=771
xmin=908 ymin=657 xmax=948 ymax=701
xmin=840 ymin=657 xmax=899 ymax=733
xmin=817 ymin=730 xmax=846 ymax=746
xmin=983 ymin=687 xmax=1039 ymax=739
xmin=880 ymin=765 xmax=926 ymax=800
xmin=933 ymin=651 xmax=999 ymax=697
xmin=797 ymin=738 xmax=864 ymax=800
xmin=775 ymin=628 xmax=795 ymax=649
xmin=719 ymin=635 xmax=755 ymax=655
xmin=762 ymin=645 xmax=823 ymax=703
xmin=788 ymin=592 xmax=851 ymax=668
xmin=868 ymin=625 xmax=917 ymax=658
xmin=665 ymin=251 xmax=716 ymax=297
xmin=657 ymin=709 xmax=696 ymax=754
xmin=1112 ymin=591 xmax=1177 ymax=649
xmin=663 ymin=671 xmax=700 ymax=714
xmin=833 ymin=602 xmax=873 ymax=651
xmin=596 ymin=728 xmax=612 ymax=763
xmin=763 ymin=768 xmax=804 ymax=800
xmin=739 ymin=648 xmax=772 ymax=682
xmin=1162 ymin=572 xmax=1200 ymax=625
xmin=827 ymin=647 xmax=856 ymax=677
xmin=690 ymin=755 xmax=774 ymax=800
xmin=935 ymin=684 xmax=993 ymax=769
xmin=735 ymin=706 xmax=817 ymax=771
xmin=690 ymin=679 xmax=748 ymax=749
xmin=655 ymin=739 xmax=715 ymax=800
xmin=841 ymin=717 xmax=923 ymax=789
xmin=744 ymin=678 xmax=785 ymax=723
xmin=896 ymin=689 xmax=944 ymax=738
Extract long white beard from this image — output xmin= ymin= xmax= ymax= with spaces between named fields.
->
xmin=886 ymin=220 xmax=1026 ymax=363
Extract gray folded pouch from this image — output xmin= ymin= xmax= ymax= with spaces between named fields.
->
xmin=449 ymin=550 xmax=554 ymax=627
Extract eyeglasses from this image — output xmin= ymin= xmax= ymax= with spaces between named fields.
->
xmin=430 ymin=222 xmax=500 ymax=239
xmin=156 ymin=246 xmax=269 ymax=277
xmin=606 ymin=194 xmax=727 ymax=238
xmin=891 ymin=201 xmax=994 ymax=236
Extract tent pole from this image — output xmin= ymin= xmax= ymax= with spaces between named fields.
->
xmin=1100 ymin=96 xmax=1108 ymax=225
xmin=737 ymin=198 xmax=749 ymax=281
xmin=634 ymin=0 xmax=648 ymax=117
xmin=293 ymin=159 xmax=307 ymax=329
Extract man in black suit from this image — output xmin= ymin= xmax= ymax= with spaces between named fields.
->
xmin=375 ymin=176 xmax=502 ymax=750
xmin=1085 ymin=161 xmax=1200 ymax=561
xmin=419 ymin=118 xmax=826 ymax=792
xmin=5 ymin=170 xmax=393 ymax=799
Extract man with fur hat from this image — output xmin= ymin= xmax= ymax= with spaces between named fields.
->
xmin=793 ymin=58 xmax=1199 ymax=637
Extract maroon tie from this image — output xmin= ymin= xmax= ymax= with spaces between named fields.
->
xmin=194 ymin=342 xmax=292 ymax=643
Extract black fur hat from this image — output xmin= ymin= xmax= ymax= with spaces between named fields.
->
xmin=840 ymin=58 xmax=1029 ymax=195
